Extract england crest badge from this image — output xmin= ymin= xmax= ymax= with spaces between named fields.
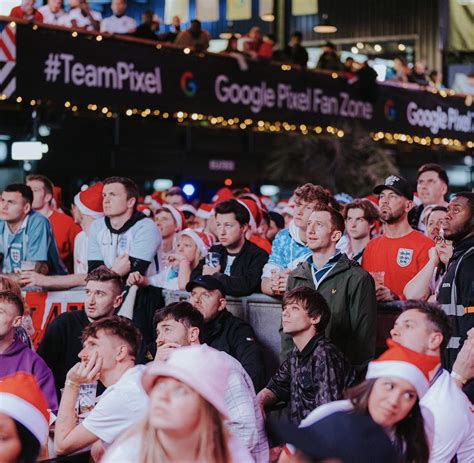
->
xmin=397 ymin=248 xmax=413 ymax=267
xmin=11 ymin=248 xmax=21 ymax=264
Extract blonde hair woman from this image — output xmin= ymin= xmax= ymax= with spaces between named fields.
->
xmin=127 ymin=229 xmax=214 ymax=291
xmin=103 ymin=345 xmax=253 ymax=463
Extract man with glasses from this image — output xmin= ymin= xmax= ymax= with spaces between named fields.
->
xmin=437 ymin=192 xmax=474 ymax=389
xmin=186 ymin=275 xmax=265 ymax=391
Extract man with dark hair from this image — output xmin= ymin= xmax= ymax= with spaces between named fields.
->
xmin=316 ymin=41 xmax=343 ymax=72
xmin=165 ymin=186 xmax=186 ymax=208
xmin=282 ymin=31 xmax=309 ymax=67
xmin=262 ymin=183 xmax=342 ymax=297
xmin=0 ymin=291 xmax=58 ymax=412
xmin=425 ymin=205 xmax=448 ymax=240
xmin=266 ymin=211 xmax=285 ymax=242
xmin=287 ymin=204 xmax=377 ymax=373
xmin=409 ymin=163 xmax=449 ymax=231
xmin=186 ymin=275 xmax=265 ymax=391
xmin=0 ymin=183 xmax=65 ymax=277
xmin=152 ymin=301 xmax=269 ymax=462
xmin=101 ymin=0 xmax=136 ymax=34
xmin=362 ymin=175 xmax=433 ymax=302
xmin=174 ymin=19 xmax=210 ymax=51
xmin=26 ymin=174 xmax=81 ymax=273
xmin=343 ymin=198 xmax=379 ymax=262
xmin=391 ymin=301 xmax=474 ymax=461
xmin=191 ymin=199 xmax=268 ymax=297
xmin=88 ymin=176 xmax=161 ymax=277
xmin=38 ymin=266 xmax=123 ymax=395
xmin=54 ymin=316 xmax=147 ymax=456
xmin=437 ymin=192 xmax=474 ymax=379
xmin=257 ymin=287 xmax=354 ymax=424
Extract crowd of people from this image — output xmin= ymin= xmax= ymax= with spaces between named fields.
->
xmin=0 ymin=161 xmax=473 ymax=462
xmin=8 ymin=0 xmax=451 ymax=89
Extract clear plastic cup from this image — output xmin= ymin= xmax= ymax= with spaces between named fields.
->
xmin=370 ymin=271 xmax=385 ymax=288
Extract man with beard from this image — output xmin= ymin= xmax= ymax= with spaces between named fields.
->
xmin=437 ymin=192 xmax=474 ymax=379
xmin=362 ymin=175 xmax=433 ymax=302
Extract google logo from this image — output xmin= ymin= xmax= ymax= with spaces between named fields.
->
xmin=384 ymin=99 xmax=396 ymax=122
xmin=180 ymin=71 xmax=197 ymax=97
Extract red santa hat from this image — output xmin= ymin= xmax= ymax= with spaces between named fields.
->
xmin=74 ymin=182 xmax=104 ymax=218
xmin=180 ymin=229 xmax=215 ymax=257
xmin=212 ymin=187 xmax=234 ymax=205
xmin=237 ymin=198 xmax=262 ymax=232
xmin=0 ymin=373 xmax=49 ymax=445
xmin=196 ymin=203 xmax=214 ymax=220
xmin=366 ymin=339 xmax=440 ymax=398
xmin=137 ymin=204 xmax=152 ymax=217
xmin=163 ymin=205 xmax=186 ymax=231
xmin=239 ymin=192 xmax=265 ymax=211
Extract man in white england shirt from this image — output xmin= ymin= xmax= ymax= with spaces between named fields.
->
xmin=101 ymin=0 xmax=136 ymax=34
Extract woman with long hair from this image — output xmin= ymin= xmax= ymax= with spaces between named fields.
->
xmin=103 ymin=345 xmax=253 ymax=463
xmin=282 ymin=340 xmax=439 ymax=463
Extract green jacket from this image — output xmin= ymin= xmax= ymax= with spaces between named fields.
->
xmin=286 ymin=254 xmax=377 ymax=372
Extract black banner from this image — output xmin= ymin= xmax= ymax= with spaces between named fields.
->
xmin=8 ymin=22 xmax=474 ymax=142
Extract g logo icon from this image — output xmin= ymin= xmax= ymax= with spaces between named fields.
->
xmin=384 ymin=99 xmax=396 ymax=122
xmin=180 ymin=71 xmax=197 ymax=97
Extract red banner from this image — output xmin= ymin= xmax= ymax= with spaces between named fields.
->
xmin=25 ymin=290 xmax=86 ymax=348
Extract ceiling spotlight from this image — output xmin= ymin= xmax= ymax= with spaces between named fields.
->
xmin=313 ymin=14 xmax=337 ymax=33
xmin=398 ymin=43 xmax=406 ymax=51
xmin=351 ymin=46 xmax=359 ymax=54
xmin=260 ymin=13 xmax=274 ymax=22
xmin=356 ymin=42 xmax=364 ymax=49
xmin=374 ymin=44 xmax=382 ymax=52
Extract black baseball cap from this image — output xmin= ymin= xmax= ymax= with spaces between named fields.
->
xmin=373 ymin=175 xmax=413 ymax=200
xmin=266 ymin=412 xmax=399 ymax=463
xmin=185 ymin=275 xmax=226 ymax=296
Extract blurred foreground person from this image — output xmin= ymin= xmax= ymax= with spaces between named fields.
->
xmin=292 ymin=340 xmax=438 ymax=463
xmin=103 ymin=345 xmax=253 ymax=462
xmin=0 ymin=372 xmax=49 ymax=463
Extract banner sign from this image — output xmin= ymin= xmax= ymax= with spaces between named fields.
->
xmin=25 ymin=289 xmax=85 ymax=348
xmin=8 ymin=23 xmax=474 ymax=141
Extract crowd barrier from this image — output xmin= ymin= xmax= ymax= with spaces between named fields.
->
xmin=25 ymin=287 xmax=401 ymax=377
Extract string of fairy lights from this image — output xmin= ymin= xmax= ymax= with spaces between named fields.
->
xmin=3 ymin=94 xmax=473 ymax=151
xmin=0 ymin=20 xmax=473 ymax=151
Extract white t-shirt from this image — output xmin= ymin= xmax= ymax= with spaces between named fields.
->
xmin=420 ymin=369 xmax=474 ymax=462
xmin=102 ymin=432 xmax=254 ymax=463
xmin=38 ymin=5 xmax=66 ymax=25
xmin=100 ymin=15 xmax=136 ymax=34
xmin=88 ymin=216 xmax=161 ymax=276
xmin=224 ymin=255 xmax=236 ymax=276
xmin=60 ymin=8 xmax=102 ymax=31
xmin=148 ymin=267 xmax=179 ymax=290
xmin=74 ymin=230 xmax=88 ymax=274
xmin=82 ymin=365 xmax=148 ymax=445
